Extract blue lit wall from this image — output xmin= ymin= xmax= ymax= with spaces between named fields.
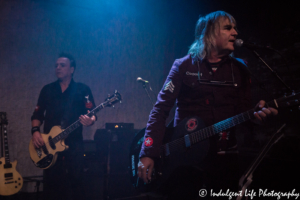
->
xmin=0 ymin=0 xmax=299 ymax=192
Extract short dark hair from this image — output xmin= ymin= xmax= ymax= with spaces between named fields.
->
xmin=58 ymin=52 xmax=76 ymax=69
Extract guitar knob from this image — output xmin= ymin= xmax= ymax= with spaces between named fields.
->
xmin=15 ymin=186 xmax=17 ymax=188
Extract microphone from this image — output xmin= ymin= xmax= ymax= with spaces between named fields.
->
xmin=137 ymin=77 xmax=149 ymax=84
xmin=234 ymin=39 xmax=269 ymax=49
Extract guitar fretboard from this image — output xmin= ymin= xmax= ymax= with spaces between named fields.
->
xmin=51 ymin=93 xmax=121 ymax=144
xmin=161 ymin=108 xmax=257 ymax=156
xmin=2 ymin=124 xmax=11 ymax=164
xmin=52 ymin=103 xmax=105 ymax=144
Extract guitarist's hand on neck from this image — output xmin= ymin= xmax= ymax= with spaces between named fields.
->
xmin=138 ymin=157 xmax=154 ymax=183
xmin=79 ymin=111 xmax=96 ymax=126
xmin=252 ymin=100 xmax=278 ymax=125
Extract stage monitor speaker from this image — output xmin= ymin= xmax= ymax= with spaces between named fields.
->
xmin=105 ymin=123 xmax=134 ymax=131
xmin=94 ymin=126 xmax=141 ymax=199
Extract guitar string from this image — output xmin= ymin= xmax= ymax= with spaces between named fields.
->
xmin=162 ymin=110 xmax=253 ymax=155
xmin=160 ymin=94 xmax=299 ymax=155
xmin=37 ymin=96 xmax=123 ymax=154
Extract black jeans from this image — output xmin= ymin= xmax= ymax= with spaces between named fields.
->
xmin=43 ymin=144 xmax=85 ymax=200
xmin=161 ymin=154 xmax=239 ymax=200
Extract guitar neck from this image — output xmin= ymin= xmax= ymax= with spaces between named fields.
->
xmin=52 ymin=103 xmax=106 ymax=144
xmin=162 ymin=99 xmax=278 ymax=155
xmin=190 ymin=109 xmax=255 ymax=145
xmin=1 ymin=112 xmax=11 ymax=165
xmin=3 ymin=124 xmax=11 ymax=164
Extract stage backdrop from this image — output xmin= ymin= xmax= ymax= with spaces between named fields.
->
xmin=1 ymin=0 xmax=299 ymax=194
xmin=0 ymin=0 xmax=205 ymax=192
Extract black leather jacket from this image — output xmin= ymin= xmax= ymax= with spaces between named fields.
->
xmin=140 ymin=54 xmax=252 ymax=158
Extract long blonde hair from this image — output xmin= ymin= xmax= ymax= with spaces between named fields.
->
xmin=188 ymin=11 xmax=236 ymax=60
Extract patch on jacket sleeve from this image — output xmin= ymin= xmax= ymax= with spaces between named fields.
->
xmin=144 ymin=137 xmax=153 ymax=147
xmin=85 ymin=95 xmax=93 ymax=109
xmin=34 ymin=106 xmax=40 ymax=112
xmin=163 ymin=80 xmax=175 ymax=93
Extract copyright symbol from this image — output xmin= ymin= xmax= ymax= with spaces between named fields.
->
xmin=199 ymin=189 xmax=207 ymax=197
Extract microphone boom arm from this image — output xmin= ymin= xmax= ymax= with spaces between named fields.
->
xmin=252 ymin=50 xmax=293 ymax=92
xmin=142 ymin=83 xmax=155 ymax=106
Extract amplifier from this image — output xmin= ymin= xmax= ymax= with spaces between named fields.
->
xmin=105 ymin=123 xmax=134 ymax=131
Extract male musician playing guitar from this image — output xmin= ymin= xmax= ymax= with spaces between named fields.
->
xmin=31 ymin=53 xmax=96 ymax=200
xmin=138 ymin=11 xmax=278 ymax=199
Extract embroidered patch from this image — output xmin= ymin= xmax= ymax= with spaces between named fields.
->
xmin=144 ymin=137 xmax=153 ymax=147
xmin=164 ymin=80 xmax=175 ymax=93
xmin=85 ymin=95 xmax=93 ymax=109
xmin=34 ymin=106 xmax=39 ymax=112
xmin=206 ymin=99 xmax=209 ymax=105
xmin=219 ymin=131 xmax=230 ymax=140
xmin=186 ymin=71 xmax=198 ymax=76
xmin=85 ymin=102 xmax=93 ymax=109
xmin=85 ymin=95 xmax=90 ymax=103
xmin=185 ymin=118 xmax=198 ymax=132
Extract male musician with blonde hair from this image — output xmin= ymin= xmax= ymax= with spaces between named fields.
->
xmin=138 ymin=11 xmax=277 ymax=199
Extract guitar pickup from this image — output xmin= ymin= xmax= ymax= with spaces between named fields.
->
xmin=42 ymin=145 xmax=49 ymax=155
xmin=184 ymin=134 xmax=191 ymax=148
xmin=5 ymin=173 xmax=13 ymax=178
xmin=4 ymin=163 xmax=12 ymax=169
xmin=165 ymin=143 xmax=170 ymax=156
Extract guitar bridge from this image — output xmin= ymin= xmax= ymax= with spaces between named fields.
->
xmin=36 ymin=149 xmax=42 ymax=158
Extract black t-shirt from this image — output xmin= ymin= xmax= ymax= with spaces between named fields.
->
xmin=31 ymin=79 xmax=96 ymax=148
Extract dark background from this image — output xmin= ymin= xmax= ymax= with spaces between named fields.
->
xmin=0 ymin=0 xmax=300 ymax=197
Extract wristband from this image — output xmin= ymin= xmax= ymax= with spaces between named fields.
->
xmin=31 ymin=126 xmax=40 ymax=135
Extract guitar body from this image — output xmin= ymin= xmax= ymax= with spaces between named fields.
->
xmin=130 ymin=117 xmax=210 ymax=193
xmin=0 ymin=157 xmax=23 ymax=196
xmin=29 ymin=126 xmax=68 ymax=169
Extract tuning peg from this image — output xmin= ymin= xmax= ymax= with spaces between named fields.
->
xmin=115 ymin=90 xmax=118 ymax=93
xmin=120 ymin=100 xmax=122 ymax=104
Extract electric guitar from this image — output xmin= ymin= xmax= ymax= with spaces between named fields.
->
xmin=29 ymin=90 xmax=122 ymax=169
xmin=129 ymin=92 xmax=300 ymax=193
xmin=0 ymin=112 xmax=23 ymax=196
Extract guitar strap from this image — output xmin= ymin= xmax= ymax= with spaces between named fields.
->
xmin=61 ymin=82 xmax=78 ymax=129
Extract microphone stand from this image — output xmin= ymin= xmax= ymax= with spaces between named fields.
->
xmin=142 ymin=83 xmax=155 ymax=106
xmin=252 ymin=50 xmax=293 ymax=93
xmin=237 ymin=123 xmax=287 ymax=200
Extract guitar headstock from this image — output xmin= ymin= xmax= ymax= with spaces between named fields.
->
xmin=0 ymin=112 xmax=7 ymax=125
xmin=104 ymin=90 xmax=122 ymax=107
xmin=276 ymin=91 xmax=300 ymax=109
